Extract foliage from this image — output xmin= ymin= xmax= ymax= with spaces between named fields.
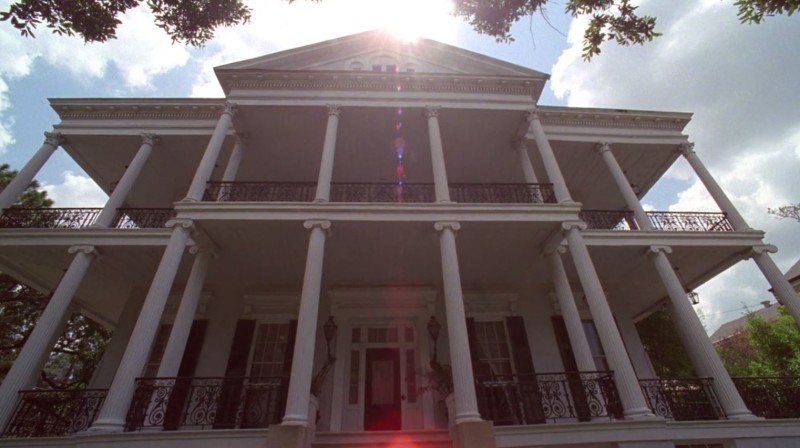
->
xmin=768 ymin=203 xmax=800 ymax=222
xmin=636 ymin=308 xmax=696 ymax=378
xmin=742 ymin=306 xmax=800 ymax=376
xmin=2 ymin=1 xmax=796 ymax=60
xmin=418 ymin=360 xmax=453 ymax=396
xmin=736 ymin=0 xmax=799 ymax=24
xmin=0 ymin=164 xmax=111 ymax=389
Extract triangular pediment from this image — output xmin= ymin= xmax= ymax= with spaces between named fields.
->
xmin=216 ymin=30 xmax=548 ymax=78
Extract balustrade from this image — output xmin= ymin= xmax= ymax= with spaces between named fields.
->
xmin=0 ymin=208 xmax=174 ymax=229
xmin=2 ymin=389 xmax=106 ymax=438
xmin=580 ymin=210 xmax=734 ymax=232
xmin=449 ymin=183 xmax=556 ymax=204
xmin=732 ymin=376 xmax=800 ymax=419
xmin=639 ymin=378 xmax=724 ymax=421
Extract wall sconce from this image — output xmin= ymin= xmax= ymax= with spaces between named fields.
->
xmin=427 ymin=316 xmax=441 ymax=362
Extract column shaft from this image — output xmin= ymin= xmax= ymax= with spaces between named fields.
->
xmin=549 ymin=250 xmax=596 ymax=372
xmin=91 ymin=224 xmax=192 ymax=431
xmin=282 ymin=221 xmax=329 ymax=426
xmin=0 ymin=132 xmax=62 ymax=212
xmin=596 ymin=143 xmax=651 ymax=230
xmin=314 ymin=106 xmax=340 ymax=202
xmin=752 ymin=250 xmax=800 ymax=326
xmin=90 ymin=290 xmax=147 ymax=389
xmin=157 ymin=250 xmax=212 ymax=378
xmin=427 ymin=107 xmax=451 ymax=202
xmin=222 ymin=139 xmax=245 ymax=182
xmin=679 ymin=144 xmax=749 ymax=230
xmin=185 ymin=104 xmax=236 ymax=201
xmin=436 ymin=223 xmax=481 ymax=423
xmin=650 ymin=248 xmax=754 ymax=419
xmin=517 ymin=143 xmax=539 ymax=184
xmin=0 ymin=248 xmax=95 ymax=429
xmin=95 ymin=134 xmax=156 ymax=227
xmin=528 ymin=113 xmax=572 ymax=204
xmin=564 ymin=227 xmax=652 ymax=418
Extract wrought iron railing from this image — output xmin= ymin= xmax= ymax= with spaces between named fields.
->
xmin=580 ymin=210 xmax=733 ymax=232
xmin=474 ymin=371 xmax=622 ymax=425
xmin=330 ymin=182 xmax=435 ymax=203
xmin=449 ymin=183 xmax=556 ymax=204
xmin=0 ymin=208 xmax=175 ymax=229
xmin=203 ymin=182 xmax=317 ymax=202
xmin=2 ymin=389 xmax=106 ymax=438
xmin=125 ymin=376 xmax=288 ymax=431
xmin=732 ymin=376 xmax=800 ymax=419
xmin=639 ymin=378 xmax=724 ymax=421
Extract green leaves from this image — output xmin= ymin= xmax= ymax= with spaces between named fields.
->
xmin=736 ymin=0 xmax=799 ymax=24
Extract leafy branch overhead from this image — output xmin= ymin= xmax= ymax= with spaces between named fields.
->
xmin=0 ymin=0 xmax=798 ymax=59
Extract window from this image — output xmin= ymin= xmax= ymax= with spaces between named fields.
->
xmin=143 ymin=324 xmax=172 ymax=377
xmin=349 ymin=350 xmax=360 ymax=404
xmin=474 ymin=321 xmax=513 ymax=375
xmin=582 ymin=320 xmax=608 ymax=370
xmin=249 ymin=323 xmax=290 ymax=377
xmin=386 ymin=64 xmax=398 ymax=73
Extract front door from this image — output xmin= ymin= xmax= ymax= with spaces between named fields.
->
xmin=364 ymin=348 xmax=402 ymax=430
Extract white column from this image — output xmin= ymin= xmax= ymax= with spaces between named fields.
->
xmin=184 ymin=103 xmax=237 ymax=201
xmin=678 ymin=142 xmax=749 ymax=230
xmin=0 ymin=132 xmax=63 ymax=213
xmin=527 ymin=110 xmax=574 ymax=204
xmin=282 ymin=220 xmax=330 ymax=426
xmin=94 ymin=133 xmax=157 ymax=228
xmin=91 ymin=220 xmax=193 ymax=432
xmin=0 ymin=245 xmax=97 ymax=430
xmin=426 ymin=107 xmax=451 ymax=203
xmin=649 ymin=246 xmax=755 ymax=419
xmin=314 ymin=106 xmax=341 ymax=202
xmin=222 ymin=136 xmax=246 ymax=182
xmin=549 ymin=248 xmax=596 ymax=372
xmin=563 ymin=223 xmax=653 ymax=419
xmin=435 ymin=221 xmax=482 ymax=424
xmin=90 ymin=289 xmax=147 ymax=389
xmin=750 ymin=245 xmax=800 ymax=326
xmin=517 ymin=141 xmax=539 ymax=184
xmin=157 ymin=249 xmax=212 ymax=378
xmin=596 ymin=142 xmax=652 ymax=230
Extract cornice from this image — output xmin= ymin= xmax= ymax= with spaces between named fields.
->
xmin=50 ymin=100 xmax=227 ymax=121
xmin=535 ymin=108 xmax=691 ymax=132
xmin=218 ymin=71 xmax=543 ymax=96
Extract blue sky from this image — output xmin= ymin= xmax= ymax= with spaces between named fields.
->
xmin=0 ymin=0 xmax=798 ymax=333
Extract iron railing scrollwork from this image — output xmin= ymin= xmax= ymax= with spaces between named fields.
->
xmin=449 ymin=183 xmax=556 ymax=204
xmin=125 ymin=376 xmax=288 ymax=431
xmin=580 ymin=210 xmax=733 ymax=232
xmin=330 ymin=182 xmax=435 ymax=203
xmin=1 ymin=389 xmax=107 ymax=438
xmin=639 ymin=378 xmax=724 ymax=421
xmin=204 ymin=182 xmax=317 ymax=202
xmin=113 ymin=208 xmax=175 ymax=229
xmin=0 ymin=208 xmax=175 ymax=229
xmin=732 ymin=376 xmax=800 ymax=419
xmin=474 ymin=371 xmax=621 ymax=425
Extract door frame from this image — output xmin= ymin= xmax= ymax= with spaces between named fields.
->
xmin=364 ymin=347 xmax=402 ymax=430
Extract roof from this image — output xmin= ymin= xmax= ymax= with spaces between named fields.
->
xmin=710 ymin=302 xmax=781 ymax=343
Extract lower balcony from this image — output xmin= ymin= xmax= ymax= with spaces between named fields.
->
xmin=639 ymin=378 xmax=725 ymax=421
xmin=580 ymin=210 xmax=734 ymax=232
xmin=0 ymin=208 xmax=176 ymax=229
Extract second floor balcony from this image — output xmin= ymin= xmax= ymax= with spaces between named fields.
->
xmin=0 ymin=208 xmax=176 ymax=230
xmin=580 ymin=210 xmax=734 ymax=232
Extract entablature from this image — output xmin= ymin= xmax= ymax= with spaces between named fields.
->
xmin=0 ymin=228 xmax=178 ymax=247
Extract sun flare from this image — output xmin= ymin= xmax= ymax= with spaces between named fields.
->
xmin=364 ymin=0 xmax=456 ymax=42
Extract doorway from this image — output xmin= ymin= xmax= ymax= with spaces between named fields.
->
xmin=364 ymin=348 xmax=402 ymax=430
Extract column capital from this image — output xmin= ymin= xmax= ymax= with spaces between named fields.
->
xmin=561 ymin=221 xmax=587 ymax=233
xmin=525 ymin=108 xmax=539 ymax=122
xmin=425 ymin=106 xmax=441 ymax=118
xmin=222 ymin=102 xmax=238 ymax=117
xmin=68 ymin=245 xmax=100 ymax=257
xmin=543 ymin=244 xmax=568 ymax=256
xmin=678 ymin=141 xmax=696 ymax=156
xmin=750 ymin=244 xmax=778 ymax=257
xmin=304 ymin=219 xmax=331 ymax=231
xmin=647 ymin=245 xmax=673 ymax=256
xmin=326 ymin=104 xmax=342 ymax=117
xmin=234 ymin=133 xmax=248 ymax=145
xmin=434 ymin=221 xmax=460 ymax=232
xmin=44 ymin=131 xmax=64 ymax=147
xmin=166 ymin=217 xmax=195 ymax=230
xmin=595 ymin=142 xmax=612 ymax=154
xmin=140 ymin=133 xmax=159 ymax=146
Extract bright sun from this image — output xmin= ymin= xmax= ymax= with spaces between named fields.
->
xmin=355 ymin=0 xmax=456 ymax=42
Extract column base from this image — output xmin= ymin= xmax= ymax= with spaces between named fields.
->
xmin=623 ymin=407 xmax=660 ymax=421
xmin=452 ymin=420 xmax=495 ymax=448
xmin=87 ymin=418 xmax=126 ymax=433
xmin=727 ymin=409 xmax=760 ymax=420
xmin=268 ymin=423 xmax=309 ymax=448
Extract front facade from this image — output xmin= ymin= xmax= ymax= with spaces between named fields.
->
xmin=1 ymin=31 xmax=800 ymax=448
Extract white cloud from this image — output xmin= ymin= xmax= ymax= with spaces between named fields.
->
xmin=41 ymin=171 xmax=108 ymax=207
xmin=551 ymin=0 xmax=800 ymax=333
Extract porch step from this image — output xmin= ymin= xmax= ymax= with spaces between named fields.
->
xmin=312 ymin=429 xmax=452 ymax=447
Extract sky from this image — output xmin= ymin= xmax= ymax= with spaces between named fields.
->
xmin=0 ymin=0 xmax=798 ymax=334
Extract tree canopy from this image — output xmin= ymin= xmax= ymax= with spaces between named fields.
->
xmin=768 ymin=203 xmax=800 ymax=222
xmin=0 ymin=164 xmax=110 ymax=389
xmin=1 ymin=0 xmax=797 ymax=60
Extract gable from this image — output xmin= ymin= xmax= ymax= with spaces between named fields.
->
xmin=216 ymin=30 xmax=548 ymax=78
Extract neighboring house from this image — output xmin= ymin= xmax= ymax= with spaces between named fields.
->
xmin=710 ymin=301 xmax=780 ymax=346
xmin=1 ymin=31 xmax=800 ymax=448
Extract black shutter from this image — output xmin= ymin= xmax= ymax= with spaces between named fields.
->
xmin=505 ymin=316 xmax=545 ymax=424
xmin=465 ymin=318 xmax=490 ymax=376
xmin=551 ymin=316 xmax=590 ymax=421
xmin=164 ymin=320 xmax=208 ymax=430
xmin=215 ymin=319 xmax=256 ymax=428
xmin=178 ymin=320 xmax=208 ymax=376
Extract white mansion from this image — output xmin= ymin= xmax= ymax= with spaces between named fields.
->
xmin=0 ymin=31 xmax=799 ymax=448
